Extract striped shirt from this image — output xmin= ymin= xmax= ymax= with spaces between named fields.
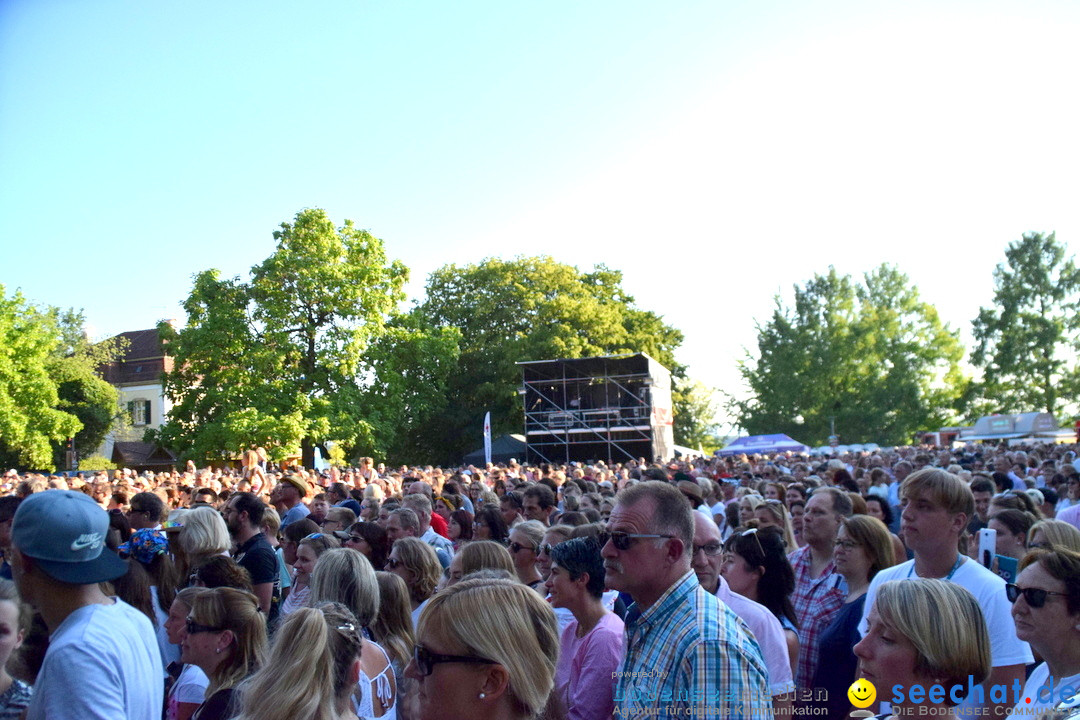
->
xmin=615 ymin=571 xmax=772 ymax=719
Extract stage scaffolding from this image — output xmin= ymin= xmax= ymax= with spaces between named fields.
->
xmin=517 ymin=353 xmax=674 ymax=465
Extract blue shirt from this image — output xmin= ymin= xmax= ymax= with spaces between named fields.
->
xmin=615 ymin=571 xmax=772 ymax=719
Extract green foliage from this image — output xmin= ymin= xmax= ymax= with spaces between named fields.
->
xmin=159 ymin=208 xmax=409 ymax=466
xmin=47 ymin=309 xmax=126 ymax=468
xmin=971 ymin=232 xmax=1080 ymax=416
xmin=354 ymin=314 xmax=461 ymax=464
xmin=735 ymin=265 xmax=968 ymax=446
xmin=78 ymin=454 xmax=117 ymax=472
xmin=0 ymin=286 xmax=82 ymax=470
xmin=672 ymin=379 xmax=718 ymax=450
xmin=411 ymin=256 xmax=685 ymax=463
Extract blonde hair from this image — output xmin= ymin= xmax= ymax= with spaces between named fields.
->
xmin=1028 ymin=519 xmax=1080 ymax=553
xmin=839 ymin=515 xmax=896 ymax=581
xmin=309 ymin=548 xmax=379 ymax=628
xmin=392 ymin=537 xmax=441 ymax=603
xmin=188 ymin=587 xmax=267 ymax=693
xmin=755 ymin=501 xmax=798 ymax=551
xmin=371 ymin=571 xmax=415 ymax=669
xmin=236 ymin=603 xmax=363 ymax=720
xmin=900 ymin=468 xmax=974 ymax=519
xmin=458 ymin=541 xmax=515 ymax=576
xmin=297 ymin=532 xmax=341 ymax=558
xmin=510 ymin=520 xmax=546 ymax=549
xmin=418 ymin=578 xmax=559 ymax=718
xmin=261 ymin=506 xmax=281 ymax=535
xmin=179 ymin=506 xmax=230 ymax=566
xmin=873 ymin=579 xmax=990 ymax=703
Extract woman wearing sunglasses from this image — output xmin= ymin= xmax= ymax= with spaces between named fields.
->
xmin=507 ymin=520 xmax=545 ymax=591
xmin=386 ymin=537 xmax=442 ymax=628
xmin=181 ymin=587 xmax=266 ymax=720
xmin=405 ymin=577 xmax=559 ymax=720
xmin=1008 ymin=549 xmax=1080 ymax=716
xmin=343 ymin=521 xmax=390 ymax=570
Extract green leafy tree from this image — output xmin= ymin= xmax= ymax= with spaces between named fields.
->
xmin=412 ymin=256 xmax=687 ymax=463
xmin=48 ymin=309 xmax=126 ymax=469
xmin=672 ymin=379 xmax=718 ymax=451
xmin=971 ymin=232 xmax=1080 ymax=416
xmin=0 ymin=287 xmax=82 ymax=469
xmin=735 ymin=265 xmax=968 ymax=446
xmin=159 ymin=209 xmax=409 ymax=467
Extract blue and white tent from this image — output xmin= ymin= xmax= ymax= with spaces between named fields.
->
xmin=716 ymin=434 xmax=809 ymax=457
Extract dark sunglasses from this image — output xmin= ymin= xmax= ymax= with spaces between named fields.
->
xmin=412 ymin=644 xmax=495 ymax=676
xmin=599 ymin=531 xmax=675 ymax=551
xmin=1005 ymin=584 xmax=1068 ymax=609
xmin=509 ymin=542 xmax=537 ymax=554
xmin=185 ymin=618 xmax=223 ymax=635
xmin=538 ymin=544 xmax=554 ymax=556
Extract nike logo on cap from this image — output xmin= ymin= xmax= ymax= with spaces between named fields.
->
xmin=71 ymin=534 xmax=103 ymax=552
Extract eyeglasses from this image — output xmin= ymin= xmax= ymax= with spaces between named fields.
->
xmin=834 ymin=539 xmax=860 ymax=551
xmin=412 ymin=644 xmax=496 ymax=676
xmin=305 ymin=533 xmax=325 ymax=540
xmin=509 ymin=542 xmax=537 ymax=554
xmin=386 ymin=558 xmax=402 ymax=569
xmin=1027 ymin=541 xmax=1053 ymax=551
xmin=1005 ymin=584 xmax=1068 ymax=609
xmin=692 ymin=542 xmax=722 ymax=557
xmin=185 ymin=618 xmax=223 ymax=635
xmin=740 ymin=527 xmax=766 ymax=557
xmin=538 ymin=544 xmax=554 ymax=556
xmin=600 ymin=531 xmax=675 ymax=551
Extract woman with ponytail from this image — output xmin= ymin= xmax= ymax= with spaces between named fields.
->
xmin=234 ymin=603 xmax=369 ymax=720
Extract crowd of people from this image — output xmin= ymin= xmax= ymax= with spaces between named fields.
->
xmin=2 ymin=442 xmax=1080 ymax=720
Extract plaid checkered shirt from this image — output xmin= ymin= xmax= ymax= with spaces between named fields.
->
xmin=615 ymin=571 xmax=773 ymax=719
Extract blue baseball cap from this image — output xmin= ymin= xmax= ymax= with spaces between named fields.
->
xmin=13 ymin=490 xmax=128 ymax=584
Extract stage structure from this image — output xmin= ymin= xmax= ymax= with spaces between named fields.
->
xmin=517 ymin=353 xmax=674 ymax=464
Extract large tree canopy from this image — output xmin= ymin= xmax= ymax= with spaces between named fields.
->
xmin=971 ymin=232 xmax=1080 ymax=416
xmin=158 ymin=208 xmax=409 ymax=466
xmin=735 ymin=265 xmax=968 ymax=446
xmin=0 ymin=287 xmax=83 ymax=469
xmin=409 ymin=256 xmax=688 ymax=463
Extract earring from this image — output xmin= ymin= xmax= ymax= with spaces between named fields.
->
xmin=216 ymin=648 xmax=222 ymax=654
xmin=479 ymin=693 xmax=486 ymax=699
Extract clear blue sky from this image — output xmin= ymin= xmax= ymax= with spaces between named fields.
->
xmin=3 ymin=0 xmax=1079 ymax=434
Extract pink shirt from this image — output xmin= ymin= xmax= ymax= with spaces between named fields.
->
xmin=715 ymin=575 xmax=796 ymax=697
xmin=1058 ymin=503 xmax=1080 ymax=531
xmin=555 ymin=612 xmax=625 ymax=720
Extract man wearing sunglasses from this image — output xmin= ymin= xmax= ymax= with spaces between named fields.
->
xmin=860 ymin=468 xmax=1032 ymax=718
xmin=604 ymin=481 xmax=770 ymax=719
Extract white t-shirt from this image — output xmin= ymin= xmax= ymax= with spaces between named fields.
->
xmin=167 ymin=664 xmax=209 ymax=720
xmin=29 ymin=597 xmax=164 ymax=720
xmin=1012 ymin=663 xmax=1080 ymax=717
xmin=860 ymin=558 xmax=1033 ymax=713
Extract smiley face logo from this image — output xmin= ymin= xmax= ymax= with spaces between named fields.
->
xmin=848 ymin=678 xmax=877 ymax=709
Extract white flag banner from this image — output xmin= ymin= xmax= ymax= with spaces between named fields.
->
xmin=483 ymin=411 xmax=492 ymax=465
